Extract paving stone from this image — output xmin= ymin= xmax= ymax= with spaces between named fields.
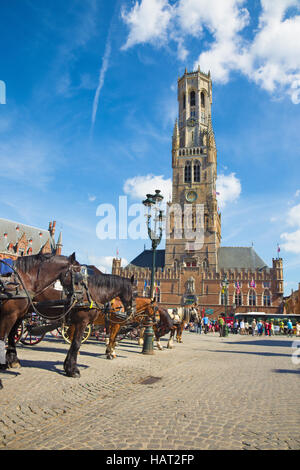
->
xmin=0 ymin=333 xmax=299 ymax=450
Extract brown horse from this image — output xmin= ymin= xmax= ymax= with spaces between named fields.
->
xmin=152 ymin=307 xmax=177 ymax=350
xmin=91 ymin=297 xmax=157 ymax=359
xmin=166 ymin=306 xmax=191 ymax=345
xmin=0 ymin=253 xmax=79 ymax=387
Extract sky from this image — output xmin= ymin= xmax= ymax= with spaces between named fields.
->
xmin=0 ymin=0 xmax=300 ymax=294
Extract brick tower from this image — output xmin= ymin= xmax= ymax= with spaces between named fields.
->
xmin=165 ymin=67 xmax=221 ymax=271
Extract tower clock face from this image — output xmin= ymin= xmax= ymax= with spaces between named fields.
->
xmin=187 ymin=117 xmax=197 ymax=127
xmin=185 ymin=190 xmax=197 ymax=202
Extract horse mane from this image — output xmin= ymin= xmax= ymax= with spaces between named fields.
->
xmin=88 ymin=272 xmax=132 ymax=295
xmin=15 ymin=253 xmax=57 ymax=273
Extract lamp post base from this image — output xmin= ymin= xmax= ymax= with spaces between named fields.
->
xmin=142 ymin=321 xmax=155 ymax=355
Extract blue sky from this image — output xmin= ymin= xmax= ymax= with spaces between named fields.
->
xmin=0 ymin=0 xmax=300 ymax=294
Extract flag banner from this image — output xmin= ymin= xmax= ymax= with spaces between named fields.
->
xmin=250 ymin=279 xmax=256 ymax=288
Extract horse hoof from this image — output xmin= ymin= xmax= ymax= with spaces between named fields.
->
xmin=66 ymin=370 xmax=80 ymax=378
xmin=0 ymin=364 xmax=8 ymax=370
xmin=8 ymin=361 xmax=21 ymax=369
xmin=0 ymin=380 xmax=3 ymax=390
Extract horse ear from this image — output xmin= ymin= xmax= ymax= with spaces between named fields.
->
xmin=68 ymin=252 xmax=76 ymax=263
xmin=130 ymin=275 xmax=135 ymax=284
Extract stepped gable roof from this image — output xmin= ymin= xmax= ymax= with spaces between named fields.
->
xmin=218 ymin=247 xmax=269 ymax=270
xmin=128 ymin=249 xmax=165 ymax=269
xmin=0 ymin=218 xmax=55 ymax=255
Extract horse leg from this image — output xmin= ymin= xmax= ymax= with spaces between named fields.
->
xmin=106 ymin=324 xmax=120 ymax=359
xmin=167 ymin=328 xmax=175 ymax=349
xmin=177 ymin=324 xmax=184 ymax=343
xmin=64 ymin=322 xmax=88 ymax=378
xmin=153 ymin=326 xmax=163 ymax=350
xmin=6 ymin=318 xmax=23 ymax=369
xmin=138 ymin=327 xmax=145 ymax=346
xmin=0 ymin=307 xmax=24 ymax=370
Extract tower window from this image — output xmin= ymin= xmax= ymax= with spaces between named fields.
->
xmin=194 ymin=160 xmax=200 ymax=182
xmin=184 ymin=161 xmax=191 ymax=183
xmin=183 ymin=93 xmax=186 ymax=110
xmin=190 ymin=91 xmax=196 ymax=107
xmin=201 ymin=92 xmax=205 ymax=107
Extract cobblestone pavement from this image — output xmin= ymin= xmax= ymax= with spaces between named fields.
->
xmin=0 ymin=331 xmax=299 ymax=450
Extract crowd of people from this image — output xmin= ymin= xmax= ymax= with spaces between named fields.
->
xmin=186 ymin=306 xmax=300 ymax=337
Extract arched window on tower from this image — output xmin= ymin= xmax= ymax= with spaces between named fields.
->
xmin=190 ymin=90 xmax=196 ymax=107
xmin=194 ymin=160 xmax=200 ymax=182
xmin=184 ymin=161 xmax=192 ymax=183
xmin=201 ymin=91 xmax=205 ymax=107
xmin=183 ymin=93 xmax=186 ymax=110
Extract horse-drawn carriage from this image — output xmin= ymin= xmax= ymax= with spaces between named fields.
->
xmin=0 ymin=253 xmax=139 ymax=389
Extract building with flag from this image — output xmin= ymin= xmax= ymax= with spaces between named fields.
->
xmin=112 ymin=68 xmax=284 ymax=317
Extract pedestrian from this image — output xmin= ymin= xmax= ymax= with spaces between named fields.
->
xmin=296 ymin=322 xmax=300 ymax=337
xmin=279 ymin=320 xmax=284 ymax=335
xmin=257 ymin=320 xmax=263 ymax=336
xmin=218 ymin=316 xmax=224 ymax=337
xmin=265 ymin=321 xmax=269 ymax=336
xmin=287 ymin=319 xmax=293 ymax=337
xmin=239 ymin=319 xmax=245 ymax=335
xmin=233 ymin=320 xmax=239 ymax=334
xmin=193 ymin=308 xmax=200 ymax=334
xmin=245 ymin=321 xmax=249 ymax=335
xmin=251 ymin=318 xmax=256 ymax=336
xmin=203 ymin=315 xmax=209 ymax=334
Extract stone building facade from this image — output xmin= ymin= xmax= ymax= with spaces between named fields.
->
xmin=284 ymin=283 xmax=300 ymax=315
xmin=0 ymin=219 xmax=63 ymax=260
xmin=112 ymin=68 xmax=284 ymax=318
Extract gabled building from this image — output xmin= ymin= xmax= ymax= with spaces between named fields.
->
xmin=0 ymin=219 xmax=63 ymax=260
xmin=112 ymin=68 xmax=284 ymax=317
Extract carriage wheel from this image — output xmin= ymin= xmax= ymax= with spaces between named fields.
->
xmin=20 ymin=328 xmax=46 ymax=345
xmin=61 ymin=324 xmax=91 ymax=344
xmin=49 ymin=328 xmax=62 ymax=338
xmin=14 ymin=322 xmax=24 ymax=344
xmin=20 ymin=314 xmax=46 ymax=346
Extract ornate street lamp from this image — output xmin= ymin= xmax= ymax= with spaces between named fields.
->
xmin=142 ymin=190 xmax=164 ymax=354
xmin=221 ymin=274 xmax=229 ymax=337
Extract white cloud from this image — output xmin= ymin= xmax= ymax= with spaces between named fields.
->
xmin=121 ymin=0 xmax=300 ymax=103
xmin=91 ymin=36 xmax=112 ymax=131
xmin=216 ymin=173 xmax=242 ymax=209
xmin=280 ymin=203 xmax=300 ymax=253
xmin=123 ymin=174 xmax=172 ymax=201
xmin=280 ymin=229 xmax=300 ymax=253
xmin=121 ymin=0 xmax=173 ymax=50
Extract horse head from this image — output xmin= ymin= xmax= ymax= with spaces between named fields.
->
xmin=115 ymin=274 xmax=136 ymax=317
xmin=15 ymin=252 xmax=80 ymax=295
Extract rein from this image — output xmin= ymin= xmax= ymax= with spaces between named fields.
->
xmin=0 ymin=259 xmax=78 ymax=321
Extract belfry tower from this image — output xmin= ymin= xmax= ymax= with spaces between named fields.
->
xmin=165 ymin=67 xmax=221 ymax=270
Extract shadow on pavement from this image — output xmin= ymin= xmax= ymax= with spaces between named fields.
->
xmin=272 ymin=369 xmax=300 ymax=375
xmin=210 ymin=349 xmax=292 ymax=358
xmin=223 ymin=339 xmax=295 ymax=348
xmin=16 ymin=359 xmax=89 ymax=375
